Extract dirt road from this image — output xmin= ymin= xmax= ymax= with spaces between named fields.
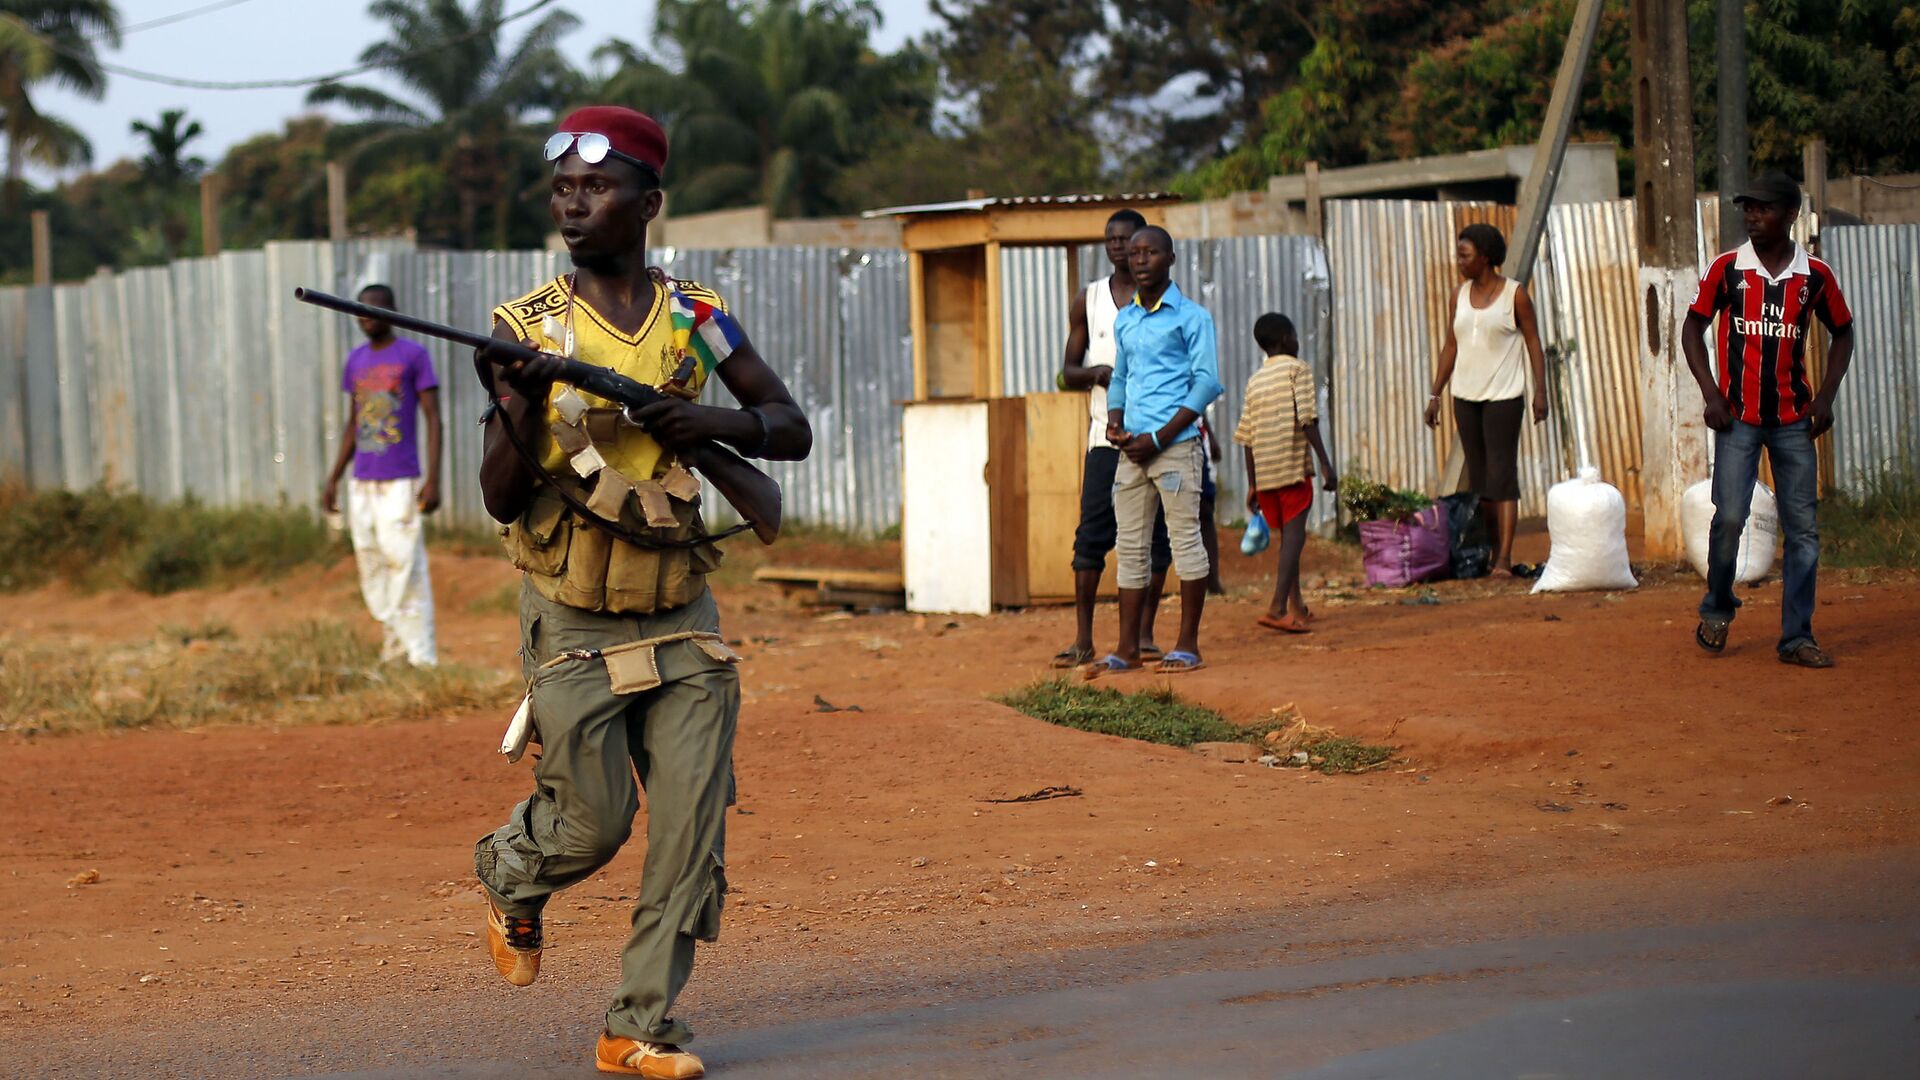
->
xmin=4 ymin=542 xmax=1916 ymax=1077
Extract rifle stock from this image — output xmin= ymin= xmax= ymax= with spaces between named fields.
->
xmin=294 ymin=286 xmax=782 ymax=544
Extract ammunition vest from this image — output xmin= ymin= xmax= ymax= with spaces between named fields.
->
xmin=491 ymin=274 xmax=731 ymax=615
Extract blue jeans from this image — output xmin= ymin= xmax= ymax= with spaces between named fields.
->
xmin=1698 ymin=419 xmax=1820 ymax=653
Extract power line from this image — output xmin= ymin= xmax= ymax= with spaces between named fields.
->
xmin=62 ymin=0 xmax=564 ymax=91
xmin=97 ymin=0 xmax=266 ymax=39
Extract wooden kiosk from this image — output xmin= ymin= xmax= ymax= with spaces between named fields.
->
xmin=864 ymin=194 xmax=1177 ymax=614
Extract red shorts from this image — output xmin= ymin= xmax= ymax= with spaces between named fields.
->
xmin=1257 ymin=481 xmax=1313 ymax=529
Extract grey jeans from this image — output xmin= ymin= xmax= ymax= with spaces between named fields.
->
xmin=1113 ymin=438 xmax=1210 ymax=588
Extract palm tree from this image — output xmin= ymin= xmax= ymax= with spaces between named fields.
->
xmin=598 ymin=0 xmax=933 ymax=218
xmin=307 ymin=0 xmax=580 ymax=249
xmin=128 ymin=106 xmax=206 ymax=256
xmin=131 ymin=107 xmax=205 ymax=186
xmin=0 ymin=0 xmax=121 ymax=201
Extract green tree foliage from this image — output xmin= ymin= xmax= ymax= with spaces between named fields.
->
xmin=596 ymin=0 xmax=934 ymax=218
xmin=130 ymin=107 xmax=205 ymax=186
xmin=833 ymin=0 xmax=1107 ymax=207
xmin=1176 ymin=0 xmax=1920 ymax=198
xmin=0 ymin=0 xmax=120 ymax=200
xmin=307 ymin=0 xmax=582 ymax=249
xmin=128 ymin=107 xmax=207 ymax=258
xmin=1095 ymin=0 xmax=1306 ymax=176
xmin=217 ymin=116 xmax=333 ymax=249
xmin=1710 ymin=0 xmax=1920 ymax=178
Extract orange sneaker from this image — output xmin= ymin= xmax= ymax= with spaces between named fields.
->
xmin=595 ymin=1033 xmax=705 ymax=1078
xmin=483 ymin=896 xmax=542 ymax=987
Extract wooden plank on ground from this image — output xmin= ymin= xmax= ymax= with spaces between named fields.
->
xmin=752 ymin=566 xmax=905 ymax=591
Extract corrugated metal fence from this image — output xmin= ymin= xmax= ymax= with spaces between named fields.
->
xmin=3 ymin=215 xmax=1908 ymax=537
xmin=1818 ymin=224 xmax=1920 ymax=493
xmin=999 ymin=236 xmax=1333 ymax=527
xmin=0 ymin=241 xmax=915 ymax=537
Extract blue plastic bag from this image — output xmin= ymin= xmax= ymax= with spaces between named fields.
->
xmin=1240 ymin=511 xmax=1271 ymax=556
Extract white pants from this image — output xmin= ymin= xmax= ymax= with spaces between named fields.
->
xmin=346 ymin=477 xmax=437 ymax=667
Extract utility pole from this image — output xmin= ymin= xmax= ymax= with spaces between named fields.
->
xmin=1510 ymin=0 xmax=1607 ymax=285
xmin=1716 ymin=0 xmax=1749 ymax=251
xmin=1801 ymin=138 xmax=1828 ymax=223
xmin=1632 ymin=0 xmax=1705 ymax=559
xmin=200 ymin=175 xmax=223 ymax=256
xmin=31 ymin=211 xmax=52 ymax=284
xmin=326 ymin=160 xmax=349 ymax=241
xmin=1303 ymin=161 xmax=1324 ymax=238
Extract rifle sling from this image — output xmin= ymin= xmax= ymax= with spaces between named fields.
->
xmin=485 ymin=390 xmax=750 ymax=550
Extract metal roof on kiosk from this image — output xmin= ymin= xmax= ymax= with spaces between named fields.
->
xmin=862 ymin=193 xmax=1183 ymax=218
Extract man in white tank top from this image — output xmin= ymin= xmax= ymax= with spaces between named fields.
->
xmin=1052 ymin=209 xmax=1171 ymax=667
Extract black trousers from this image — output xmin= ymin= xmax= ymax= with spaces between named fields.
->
xmin=1072 ymin=446 xmax=1171 ymax=574
xmin=1454 ymin=396 xmax=1524 ymax=502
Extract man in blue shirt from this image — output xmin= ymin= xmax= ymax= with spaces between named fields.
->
xmin=1096 ymin=225 xmax=1224 ymax=673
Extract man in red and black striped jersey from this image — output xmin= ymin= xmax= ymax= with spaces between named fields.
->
xmin=1682 ymin=172 xmax=1856 ymax=668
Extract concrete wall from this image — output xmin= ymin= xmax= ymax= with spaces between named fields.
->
xmin=1266 ymin=142 xmax=1620 ymax=208
xmin=1163 ymin=190 xmax=1310 ymax=238
xmin=648 ymin=203 xmax=903 ymax=249
xmin=1824 ymin=174 xmax=1920 ymax=226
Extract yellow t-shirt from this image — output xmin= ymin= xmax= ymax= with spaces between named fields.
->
xmin=491 ymin=274 xmax=729 ymax=483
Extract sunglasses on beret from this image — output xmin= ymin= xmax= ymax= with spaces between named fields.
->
xmin=544 ymin=131 xmax=659 ymax=185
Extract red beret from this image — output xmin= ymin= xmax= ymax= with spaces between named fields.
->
xmin=553 ymin=106 xmax=669 ymax=175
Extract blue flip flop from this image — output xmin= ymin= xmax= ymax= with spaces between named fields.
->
xmin=1084 ymin=654 xmax=1143 ymax=677
xmin=1156 ymin=650 xmax=1205 ymax=673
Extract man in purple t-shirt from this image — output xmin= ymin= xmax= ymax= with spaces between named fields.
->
xmin=322 ymin=283 xmax=442 ymax=666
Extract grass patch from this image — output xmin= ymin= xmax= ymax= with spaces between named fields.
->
xmin=467 ymin=580 xmax=521 ymax=615
xmin=1295 ymin=737 xmax=1397 ymax=775
xmin=995 ymin=679 xmax=1249 ymax=748
xmin=1825 ymin=468 xmax=1920 ymax=569
xmin=0 ymin=621 xmax=511 ymax=735
xmin=998 ymin=681 xmax=1400 ymax=773
xmin=426 ymin=520 xmax=508 ymax=558
xmin=0 ymin=485 xmax=342 ymax=594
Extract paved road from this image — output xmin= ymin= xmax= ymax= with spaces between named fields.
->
xmin=264 ymin=850 xmax=1920 ymax=1080
xmin=22 ymin=851 xmax=1914 ymax=1079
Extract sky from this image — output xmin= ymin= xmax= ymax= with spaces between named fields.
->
xmin=32 ymin=0 xmax=938 ymax=182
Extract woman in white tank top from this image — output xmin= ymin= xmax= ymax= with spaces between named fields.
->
xmin=1423 ymin=223 xmax=1548 ymax=576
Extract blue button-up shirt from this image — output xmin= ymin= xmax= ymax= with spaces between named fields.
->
xmin=1108 ymin=281 xmax=1224 ymax=446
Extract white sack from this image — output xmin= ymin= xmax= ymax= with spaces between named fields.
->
xmin=1681 ymin=479 xmax=1778 ymax=582
xmin=1532 ymin=467 xmax=1638 ymax=593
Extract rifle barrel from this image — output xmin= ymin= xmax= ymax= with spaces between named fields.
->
xmin=294 ymin=287 xmax=509 ymax=355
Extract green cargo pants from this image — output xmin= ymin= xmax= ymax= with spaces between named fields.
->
xmin=475 ymin=578 xmax=738 ymax=1046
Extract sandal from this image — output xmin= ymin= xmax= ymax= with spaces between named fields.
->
xmin=1050 ymin=644 xmax=1096 ymax=669
xmin=1156 ymin=650 xmax=1205 ymax=673
xmin=1139 ymin=642 xmax=1166 ymax=661
xmin=1257 ymin=614 xmax=1311 ymax=634
xmin=1082 ymin=654 xmax=1143 ymax=679
xmin=1778 ymin=642 xmax=1834 ymax=669
xmin=1695 ymin=618 xmax=1730 ymax=654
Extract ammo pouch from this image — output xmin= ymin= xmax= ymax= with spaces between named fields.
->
xmin=501 ymin=475 xmax=724 ymax=615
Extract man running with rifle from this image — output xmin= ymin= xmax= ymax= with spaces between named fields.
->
xmin=472 ymin=105 xmax=810 ymax=1079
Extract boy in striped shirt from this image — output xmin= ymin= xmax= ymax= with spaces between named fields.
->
xmin=1683 ymin=172 xmax=1855 ymax=668
xmin=1235 ymin=314 xmax=1336 ymax=633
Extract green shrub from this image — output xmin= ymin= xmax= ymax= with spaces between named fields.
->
xmin=0 ymin=485 xmax=343 ymax=594
xmin=1825 ymin=468 xmax=1920 ymax=569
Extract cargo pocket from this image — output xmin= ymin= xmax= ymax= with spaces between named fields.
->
xmin=679 ymin=852 xmax=728 ymax=942
xmin=506 ymin=490 xmax=572 ymax=577
xmin=601 ymin=640 xmax=663 ymax=695
xmin=687 ymin=538 xmax=724 ymax=577
xmin=517 ymin=611 xmax=544 ymax=676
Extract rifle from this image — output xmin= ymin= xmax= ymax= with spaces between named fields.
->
xmin=294 ymin=287 xmax=782 ymax=545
